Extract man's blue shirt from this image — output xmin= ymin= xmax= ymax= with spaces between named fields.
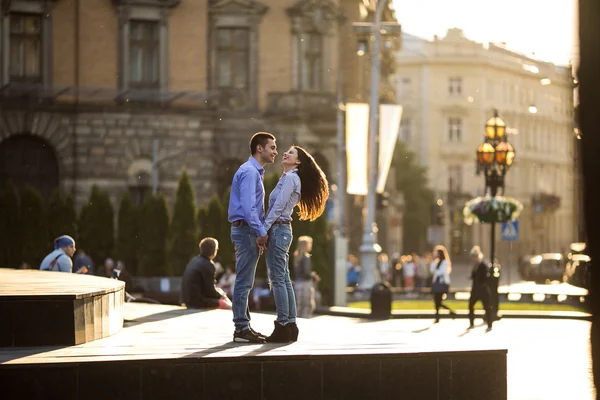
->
xmin=228 ymin=156 xmax=268 ymax=237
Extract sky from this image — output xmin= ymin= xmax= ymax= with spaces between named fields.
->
xmin=391 ymin=0 xmax=578 ymax=66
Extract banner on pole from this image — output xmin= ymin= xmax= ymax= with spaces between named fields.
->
xmin=345 ymin=102 xmax=369 ymax=195
xmin=377 ymin=104 xmax=403 ymax=193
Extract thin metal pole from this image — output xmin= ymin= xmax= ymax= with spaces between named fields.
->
xmin=359 ymin=0 xmax=387 ymax=290
xmin=152 ymin=138 xmax=158 ymax=195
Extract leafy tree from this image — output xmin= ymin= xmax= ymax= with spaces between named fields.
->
xmin=170 ymin=170 xmax=198 ymax=275
xmin=78 ymin=185 xmax=115 ymax=265
xmin=393 ymin=141 xmax=434 ymax=253
xmin=20 ymin=187 xmax=48 ymax=266
xmin=0 ymin=182 xmax=21 ymax=268
xmin=47 ymin=189 xmax=77 ymax=242
xmin=138 ymin=194 xmax=170 ymax=276
xmin=116 ymin=192 xmax=139 ymax=275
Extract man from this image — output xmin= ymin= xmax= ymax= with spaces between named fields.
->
xmin=181 ymin=238 xmax=232 ymax=309
xmin=40 ymin=235 xmax=79 ymax=273
xmin=228 ymin=132 xmax=277 ymax=343
xmin=468 ymin=246 xmax=493 ymax=332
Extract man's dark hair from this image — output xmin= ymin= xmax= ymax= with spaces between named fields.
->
xmin=199 ymin=237 xmax=219 ymax=259
xmin=249 ymin=132 xmax=275 ymax=155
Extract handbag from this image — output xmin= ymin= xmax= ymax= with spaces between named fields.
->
xmin=431 ymin=278 xmax=449 ymax=294
xmin=431 ymin=260 xmax=449 ymax=293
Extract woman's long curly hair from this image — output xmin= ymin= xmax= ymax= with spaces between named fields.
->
xmin=293 ymin=146 xmax=329 ymax=221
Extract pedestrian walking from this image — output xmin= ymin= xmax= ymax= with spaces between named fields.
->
xmin=430 ymin=245 xmax=456 ymax=322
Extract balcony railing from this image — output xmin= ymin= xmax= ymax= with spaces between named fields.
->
xmin=265 ymin=91 xmax=337 ymax=121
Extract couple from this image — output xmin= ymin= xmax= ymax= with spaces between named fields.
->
xmin=228 ymin=132 xmax=329 ymax=344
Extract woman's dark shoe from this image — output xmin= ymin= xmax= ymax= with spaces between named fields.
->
xmin=287 ymin=322 xmax=299 ymax=342
xmin=266 ymin=321 xmax=291 ymax=343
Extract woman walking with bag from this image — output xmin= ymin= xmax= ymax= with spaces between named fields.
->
xmin=262 ymin=146 xmax=329 ymax=343
xmin=430 ymin=245 xmax=456 ymax=323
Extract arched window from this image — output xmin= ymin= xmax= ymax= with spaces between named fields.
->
xmin=0 ymin=134 xmax=59 ymax=200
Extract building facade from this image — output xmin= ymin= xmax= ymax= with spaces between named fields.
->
xmin=394 ymin=28 xmax=576 ymax=261
xmin=0 ymin=0 xmax=349 ymax=210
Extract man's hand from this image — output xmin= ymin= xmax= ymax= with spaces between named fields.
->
xmin=256 ymin=234 xmax=268 ymax=255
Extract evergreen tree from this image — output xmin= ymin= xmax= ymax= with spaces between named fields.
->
xmin=78 ymin=185 xmax=115 ymax=265
xmin=138 ymin=194 xmax=170 ymax=276
xmin=0 ymin=183 xmax=21 ymax=268
xmin=218 ymin=187 xmax=234 ymax=267
xmin=47 ymin=189 xmax=77 ymax=242
xmin=170 ymin=170 xmax=198 ymax=275
xmin=393 ymin=141 xmax=434 ymax=253
xmin=20 ymin=187 xmax=48 ymax=266
xmin=116 ymin=192 xmax=139 ymax=275
xmin=203 ymin=193 xmax=225 ymax=242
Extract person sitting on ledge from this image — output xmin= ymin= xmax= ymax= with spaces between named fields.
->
xmin=40 ymin=235 xmax=85 ymax=273
xmin=180 ymin=237 xmax=232 ymax=310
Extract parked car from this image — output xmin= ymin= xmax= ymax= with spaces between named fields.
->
xmin=564 ymin=253 xmax=592 ymax=289
xmin=525 ymin=253 xmax=565 ymax=284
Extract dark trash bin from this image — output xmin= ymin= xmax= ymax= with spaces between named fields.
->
xmin=370 ymin=282 xmax=392 ymax=319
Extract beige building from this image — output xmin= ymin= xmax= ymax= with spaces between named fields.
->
xmin=394 ymin=28 xmax=576 ymax=262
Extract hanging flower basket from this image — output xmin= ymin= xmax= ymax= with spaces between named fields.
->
xmin=463 ymin=195 xmax=523 ymax=225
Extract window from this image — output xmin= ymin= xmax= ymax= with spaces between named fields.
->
xmin=486 ymin=79 xmax=494 ymax=101
xmin=448 ymin=117 xmax=462 ymax=142
xmin=399 ymin=118 xmax=412 ymax=143
xmin=1 ymin=1 xmax=53 ymax=88
xmin=114 ymin=1 xmax=176 ymax=94
xmin=448 ymin=77 xmax=462 ymax=96
xmin=288 ymin=3 xmax=343 ymax=93
xmin=399 ymin=78 xmax=412 ymax=99
xmin=9 ymin=13 xmax=42 ymax=83
xmin=209 ymin=0 xmax=268 ymax=109
xmin=217 ymin=28 xmax=249 ymax=90
xmin=129 ymin=21 xmax=159 ymax=88
xmin=448 ymin=166 xmax=462 ymax=193
xmin=301 ymin=32 xmax=323 ymax=91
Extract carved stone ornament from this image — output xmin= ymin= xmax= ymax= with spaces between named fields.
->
xmin=111 ymin=0 xmax=181 ymax=8
xmin=287 ymin=0 xmax=345 ymax=32
xmin=209 ymin=0 xmax=268 ymax=16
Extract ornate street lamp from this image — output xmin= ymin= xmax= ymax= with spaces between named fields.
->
xmin=475 ymin=109 xmax=516 ymax=318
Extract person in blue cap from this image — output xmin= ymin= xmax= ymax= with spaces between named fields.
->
xmin=40 ymin=235 xmax=81 ymax=273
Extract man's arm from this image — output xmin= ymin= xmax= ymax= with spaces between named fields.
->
xmin=200 ymin=262 xmax=224 ymax=300
xmin=239 ymin=170 xmax=268 ymax=237
xmin=57 ymin=256 xmax=73 ymax=273
xmin=263 ymin=174 xmax=297 ymax=231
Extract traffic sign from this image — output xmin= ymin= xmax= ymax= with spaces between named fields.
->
xmin=501 ymin=220 xmax=519 ymax=241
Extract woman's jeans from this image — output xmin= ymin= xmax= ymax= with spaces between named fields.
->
xmin=265 ymin=224 xmax=296 ymax=325
xmin=294 ymin=280 xmax=315 ymax=318
xmin=231 ymin=225 xmax=260 ymax=332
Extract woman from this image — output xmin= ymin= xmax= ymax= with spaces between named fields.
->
xmin=262 ymin=146 xmax=329 ymax=343
xmin=293 ymin=236 xmax=320 ymax=319
xmin=430 ymin=245 xmax=456 ymax=322
xmin=468 ymin=246 xmax=493 ymax=331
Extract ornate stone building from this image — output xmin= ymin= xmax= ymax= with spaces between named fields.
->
xmin=0 ymin=0 xmax=347 ymax=209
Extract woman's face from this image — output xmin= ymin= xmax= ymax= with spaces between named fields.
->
xmin=437 ymin=249 xmax=444 ymax=259
xmin=282 ymin=147 xmax=300 ymax=168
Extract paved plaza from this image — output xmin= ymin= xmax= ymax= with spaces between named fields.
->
xmin=0 ymin=303 xmax=593 ymax=400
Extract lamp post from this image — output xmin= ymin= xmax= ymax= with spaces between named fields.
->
xmin=358 ymin=0 xmax=386 ymax=290
xmin=475 ymin=109 xmax=516 ymax=317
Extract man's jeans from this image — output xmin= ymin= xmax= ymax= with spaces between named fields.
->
xmin=265 ymin=224 xmax=296 ymax=325
xmin=231 ymin=225 xmax=260 ymax=332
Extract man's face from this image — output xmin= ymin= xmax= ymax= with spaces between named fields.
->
xmin=259 ymin=139 xmax=277 ymax=164
xmin=65 ymin=245 xmax=76 ymax=257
